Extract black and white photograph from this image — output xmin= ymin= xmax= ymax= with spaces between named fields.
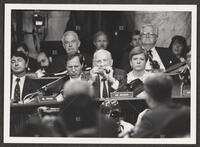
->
xmin=3 ymin=3 xmax=197 ymax=144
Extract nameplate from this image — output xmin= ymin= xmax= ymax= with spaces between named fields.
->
xmin=110 ymin=92 xmax=133 ymax=98
xmin=38 ymin=96 xmax=57 ymax=103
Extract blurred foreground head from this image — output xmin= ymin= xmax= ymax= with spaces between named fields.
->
xmin=144 ymin=73 xmax=173 ymax=108
xmin=58 ymin=80 xmax=118 ymax=137
xmin=59 ymin=80 xmax=97 ymax=133
xmin=62 ymin=80 xmax=94 ymax=99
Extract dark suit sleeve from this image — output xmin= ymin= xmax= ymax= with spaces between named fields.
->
xmin=132 ymin=112 xmax=156 ymax=138
xmin=22 ymin=77 xmax=41 ymax=99
xmin=156 ymin=47 xmax=180 ymax=69
xmin=113 ymin=68 xmax=128 ymax=92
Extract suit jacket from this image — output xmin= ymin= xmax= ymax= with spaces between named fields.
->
xmin=155 ymin=47 xmax=180 ymax=69
xmin=11 ymin=75 xmax=41 ymax=100
xmin=132 ymin=101 xmax=190 ymax=138
xmin=51 ymin=52 xmax=92 ymax=73
xmin=27 ymin=57 xmax=40 ymax=72
xmin=92 ymin=68 xmax=126 ymax=98
xmin=46 ymin=71 xmax=90 ymax=96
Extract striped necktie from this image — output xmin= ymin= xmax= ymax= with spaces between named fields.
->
xmin=14 ymin=78 xmax=20 ymax=102
xmin=102 ymin=79 xmax=108 ymax=98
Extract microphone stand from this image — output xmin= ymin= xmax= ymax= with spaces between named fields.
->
xmin=23 ymin=75 xmax=68 ymax=103
xmin=38 ymin=75 xmax=68 ymax=92
xmin=23 ymin=90 xmax=43 ymax=103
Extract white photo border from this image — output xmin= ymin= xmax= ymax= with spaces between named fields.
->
xmin=4 ymin=4 xmax=197 ymax=144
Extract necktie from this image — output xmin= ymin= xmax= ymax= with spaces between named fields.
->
xmin=147 ymin=50 xmax=160 ymax=70
xmin=102 ymin=79 xmax=108 ymax=98
xmin=147 ymin=50 xmax=153 ymax=59
xmin=14 ymin=78 xmax=20 ymax=102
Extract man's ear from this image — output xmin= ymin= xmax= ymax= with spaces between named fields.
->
xmin=81 ymin=63 xmax=84 ymax=69
xmin=110 ymin=59 xmax=113 ymax=66
xmin=25 ymin=61 xmax=28 ymax=68
xmin=92 ymin=61 xmax=96 ymax=67
xmin=77 ymin=40 xmax=81 ymax=48
xmin=49 ymin=57 xmax=52 ymax=63
xmin=130 ymin=60 xmax=133 ymax=69
xmin=93 ymin=41 xmax=97 ymax=47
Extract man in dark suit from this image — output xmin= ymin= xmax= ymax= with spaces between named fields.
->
xmin=132 ymin=73 xmax=190 ymax=138
xmin=15 ymin=42 xmax=39 ymax=72
xmin=45 ymin=52 xmax=90 ymax=101
xmin=89 ymin=49 xmax=126 ymax=99
xmin=140 ymin=24 xmax=179 ymax=72
xmin=11 ymin=51 xmax=40 ymax=103
xmin=52 ymin=30 xmax=92 ymax=73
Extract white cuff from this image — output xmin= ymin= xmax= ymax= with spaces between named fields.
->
xmin=111 ymin=79 xmax=119 ymax=90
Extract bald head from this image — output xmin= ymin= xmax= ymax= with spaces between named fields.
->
xmin=144 ymin=73 xmax=173 ymax=103
xmin=63 ymin=80 xmax=94 ymax=99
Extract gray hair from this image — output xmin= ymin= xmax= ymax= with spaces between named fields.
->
xmin=93 ymin=49 xmax=112 ymax=61
xmin=61 ymin=30 xmax=80 ymax=43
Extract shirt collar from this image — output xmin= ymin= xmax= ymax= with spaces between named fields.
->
xmin=13 ymin=74 xmax=26 ymax=82
xmin=70 ymin=75 xmax=82 ymax=81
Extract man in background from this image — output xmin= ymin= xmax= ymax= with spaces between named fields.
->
xmin=15 ymin=42 xmax=39 ymax=72
xmin=93 ymin=31 xmax=109 ymax=50
xmin=120 ymin=30 xmax=141 ymax=72
xmin=140 ymin=24 xmax=179 ymax=72
xmin=11 ymin=51 xmax=40 ymax=103
xmin=36 ymin=51 xmax=56 ymax=77
xmin=52 ymin=31 xmax=92 ymax=72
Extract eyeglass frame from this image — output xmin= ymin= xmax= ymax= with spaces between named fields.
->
xmin=140 ymin=32 xmax=158 ymax=38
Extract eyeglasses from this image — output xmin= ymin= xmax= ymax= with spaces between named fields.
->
xmin=141 ymin=32 xmax=157 ymax=37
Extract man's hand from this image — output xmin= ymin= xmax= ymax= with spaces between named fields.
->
xmin=103 ymin=66 xmax=116 ymax=85
xmin=89 ymin=66 xmax=99 ymax=83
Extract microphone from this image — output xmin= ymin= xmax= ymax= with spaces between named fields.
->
xmin=96 ymin=68 xmax=110 ymax=75
xmin=105 ymin=69 xmax=110 ymax=74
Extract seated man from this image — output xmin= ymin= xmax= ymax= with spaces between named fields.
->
xmin=140 ymin=24 xmax=179 ymax=72
xmin=93 ymin=31 xmax=109 ymax=50
xmin=14 ymin=42 xmax=39 ymax=72
xmin=35 ymin=51 xmax=55 ymax=77
xmin=89 ymin=49 xmax=126 ymax=99
xmin=52 ymin=30 xmax=92 ymax=72
xmin=44 ymin=52 xmax=90 ymax=101
xmin=132 ymin=73 xmax=190 ymax=138
xmin=10 ymin=51 xmax=40 ymax=103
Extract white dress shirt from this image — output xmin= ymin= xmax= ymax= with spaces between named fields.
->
xmin=127 ymin=71 xmax=151 ymax=84
xmin=145 ymin=47 xmax=165 ymax=71
xmin=11 ymin=75 xmax=26 ymax=101
xmin=99 ymin=76 xmax=119 ymax=98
